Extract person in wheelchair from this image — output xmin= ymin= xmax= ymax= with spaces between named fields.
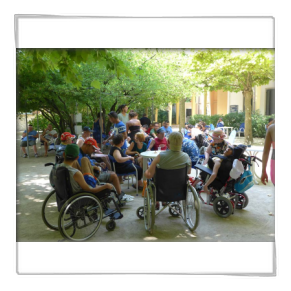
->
xmin=55 ymin=144 xmax=114 ymax=195
xmin=55 ymin=132 xmax=76 ymax=164
xmin=145 ymin=132 xmax=192 ymax=209
xmin=201 ymin=145 xmax=242 ymax=195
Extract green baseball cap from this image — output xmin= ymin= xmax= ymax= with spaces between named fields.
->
xmin=65 ymin=144 xmax=79 ymax=159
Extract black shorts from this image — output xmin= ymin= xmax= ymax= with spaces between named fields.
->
xmin=20 ymin=140 xmax=36 ymax=147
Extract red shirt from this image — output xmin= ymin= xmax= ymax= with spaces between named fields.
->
xmin=153 ymin=137 xmax=168 ymax=150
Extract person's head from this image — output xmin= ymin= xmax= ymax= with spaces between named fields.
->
xmin=97 ymin=112 xmax=102 ymax=118
xmin=188 ymin=124 xmax=193 ymax=129
xmin=168 ymin=132 xmax=183 ymax=151
xmin=149 ymin=123 xmax=154 ymax=129
xmin=120 ymin=104 xmax=128 ymax=113
xmin=28 ymin=124 xmax=33 ymax=132
xmin=82 ymin=126 xmax=92 ymax=138
xmin=108 ymin=111 xmax=119 ymax=124
xmin=196 ymin=124 xmax=202 ymax=130
xmin=156 ymin=128 xmax=165 ymax=140
xmin=135 ymin=132 xmax=145 ymax=143
xmin=143 ymin=113 xmax=147 ymax=117
xmin=218 ymin=117 xmax=223 ymax=122
xmin=200 ymin=121 xmax=207 ymax=129
xmin=112 ymin=134 xmax=124 ymax=147
xmin=47 ymin=124 xmax=53 ymax=131
xmin=154 ymin=122 xmax=159 ymax=131
xmin=223 ymin=145 xmax=234 ymax=157
xmin=129 ymin=111 xmax=138 ymax=119
xmin=268 ymin=118 xmax=274 ymax=123
xmin=211 ymin=128 xmax=227 ymax=143
xmin=64 ymin=144 xmax=79 ymax=162
xmin=142 ymin=124 xmax=149 ymax=131
xmin=82 ymin=137 xmax=99 ymax=155
xmin=60 ymin=132 xmax=76 ymax=144
xmin=164 ymin=121 xmax=170 ymax=128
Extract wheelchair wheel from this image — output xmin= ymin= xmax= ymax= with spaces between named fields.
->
xmin=58 ymin=193 xmax=103 ymax=241
xmin=106 ymin=220 xmax=116 ymax=231
xmin=213 ymin=196 xmax=233 ymax=218
xmin=144 ymin=184 xmax=155 ymax=234
xmin=169 ymin=203 xmax=182 ymax=217
xmin=185 ymin=185 xmax=200 ymax=231
xmin=235 ymin=193 xmax=249 ymax=209
xmin=42 ymin=190 xmax=59 ymax=231
xmin=136 ymin=206 xmax=144 ymax=220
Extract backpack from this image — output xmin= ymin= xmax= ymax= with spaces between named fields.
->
xmin=49 ymin=164 xmax=58 ymax=188
xmin=234 ymin=170 xmax=254 ymax=193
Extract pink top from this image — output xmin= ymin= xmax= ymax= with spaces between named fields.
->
xmin=153 ymin=137 xmax=167 ymax=151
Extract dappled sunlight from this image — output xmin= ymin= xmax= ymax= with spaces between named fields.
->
xmin=23 ymin=178 xmax=49 ymax=186
xmin=25 ymin=213 xmax=31 ymax=215
xmin=143 ymin=236 xmax=158 ymax=241
xmin=16 ymin=213 xmax=21 ymax=215
xmin=268 ymin=233 xmax=275 ymax=237
xmin=33 ymin=199 xmax=44 ymax=203
xmin=204 ymin=236 xmax=213 ymax=240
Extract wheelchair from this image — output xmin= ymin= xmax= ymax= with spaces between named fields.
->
xmin=191 ymin=145 xmax=260 ymax=218
xmin=136 ymin=165 xmax=200 ymax=234
xmin=42 ymin=163 xmax=123 ymax=241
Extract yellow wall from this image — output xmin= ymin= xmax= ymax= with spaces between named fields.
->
xmin=217 ymin=90 xmax=228 ymax=115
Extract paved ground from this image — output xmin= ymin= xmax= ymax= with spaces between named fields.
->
xmin=16 ymin=134 xmax=275 ymax=243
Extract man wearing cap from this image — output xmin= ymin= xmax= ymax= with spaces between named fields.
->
xmin=203 ymin=128 xmax=229 ymax=166
xmin=20 ymin=125 xmax=39 ymax=158
xmin=147 ymin=128 xmax=168 ymax=151
xmin=103 ymin=111 xmax=128 ymax=150
xmin=54 ymin=144 xmax=114 ymax=195
xmin=76 ymin=126 xmax=92 ymax=148
xmin=76 ymin=137 xmax=134 ymax=202
xmin=55 ymin=132 xmax=76 ymax=163
xmin=40 ymin=124 xmax=58 ymax=157
xmin=145 ymin=132 xmax=191 ymax=210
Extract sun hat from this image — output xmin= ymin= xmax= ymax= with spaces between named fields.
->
xmin=83 ymin=126 xmax=93 ymax=132
xmin=61 ymin=132 xmax=76 ymax=141
xmin=168 ymin=132 xmax=183 ymax=151
xmin=84 ymin=137 xmax=100 ymax=150
xmin=157 ymin=128 xmax=165 ymax=134
xmin=65 ymin=144 xmax=79 ymax=159
xmin=211 ymin=128 xmax=227 ymax=140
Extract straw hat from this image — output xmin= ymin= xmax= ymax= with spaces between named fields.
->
xmin=211 ymin=128 xmax=227 ymax=140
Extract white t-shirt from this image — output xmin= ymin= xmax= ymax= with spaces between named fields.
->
xmin=191 ymin=128 xmax=203 ymax=138
xmin=76 ymin=136 xmax=85 ymax=148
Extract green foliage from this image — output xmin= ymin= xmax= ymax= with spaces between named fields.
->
xmin=189 ymin=112 xmax=275 ymax=138
xmin=30 ymin=113 xmax=61 ymax=133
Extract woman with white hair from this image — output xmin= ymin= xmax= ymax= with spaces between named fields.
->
xmin=203 ymin=128 xmax=230 ymax=165
xmin=145 ymin=132 xmax=192 ymax=209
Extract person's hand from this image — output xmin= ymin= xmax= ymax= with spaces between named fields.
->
xmin=128 ymin=157 xmax=134 ymax=162
xmin=100 ymin=162 xmax=106 ymax=169
xmin=203 ymin=185 xmax=210 ymax=195
xmin=102 ymin=140 xmax=107 ymax=145
xmin=261 ymin=171 xmax=269 ymax=185
xmin=105 ymin=183 xmax=114 ymax=190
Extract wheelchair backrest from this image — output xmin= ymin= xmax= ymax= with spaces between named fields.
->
xmin=54 ymin=166 xmax=74 ymax=211
xmin=154 ymin=165 xmax=188 ymax=202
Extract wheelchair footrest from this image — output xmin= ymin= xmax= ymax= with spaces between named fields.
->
xmin=104 ymin=209 xmax=115 ymax=216
xmin=112 ymin=212 xmax=123 ymax=220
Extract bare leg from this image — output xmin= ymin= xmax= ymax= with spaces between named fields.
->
xmin=21 ymin=147 xmax=27 ymax=154
xmin=101 ymin=156 xmax=111 ymax=171
xmin=108 ymin=172 xmax=121 ymax=195
xmin=80 ymin=157 xmax=94 ymax=176
xmin=137 ymin=156 xmax=143 ymax=168
xmin=71 ymin=160 xmax=82 ymax=171
xmin=33 ymin=145 xmax=38 ymax=154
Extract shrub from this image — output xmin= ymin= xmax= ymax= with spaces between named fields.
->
xmin=189 ymin=111 xmax=275 ymax=138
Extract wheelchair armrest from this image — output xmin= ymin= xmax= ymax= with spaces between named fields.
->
xmin=44 ymin=163 xmax=54 ymax=167
xmin=194 ymin=164 xmax=213 ymax=176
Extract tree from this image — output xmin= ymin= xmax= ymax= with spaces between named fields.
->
xmin=189 ymin=49 xmax=275 ymax=144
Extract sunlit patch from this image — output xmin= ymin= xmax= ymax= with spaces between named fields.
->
xmin=33 ymin=199 xmax=44 ymax=202
xmin=215 ymin=234 xmax=221 ymax=237
xmin=16 ymin=213 xmax=21 ymax=215
xmin=268 ymin=234 xmax=275 ymax=237
xmin=143 ymin=236 xmax=158 ymax=241
xmin=204 ymin=236 xmax=212 ymax=240
xmin=25 ymin=195 xmax=35 ymax=200
xmin=16 ymin=200 xmax=20 ymax=204
xmin=23 ymin=178 xmax=50 ymax=186
xmin=25 ymin=213 xmax=30 ymax=215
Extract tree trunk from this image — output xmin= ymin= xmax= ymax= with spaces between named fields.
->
xmin=243 ymin=89 xmax=253 ymax=144
xmin=179 ymin=98 xmax=186 ymax=132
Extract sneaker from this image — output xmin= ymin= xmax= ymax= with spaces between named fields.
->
xmin=23 ymin=154 xmax=27 ymax=158
xmin=34 ymin=153 xmax=38 ymax=158
xmin=120 ymin=196 xmax=134 ymax=203
xmin=123 ymin=194 xmax=134 ymax=199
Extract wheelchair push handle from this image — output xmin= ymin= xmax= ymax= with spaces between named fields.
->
xmin=44 ymin=163 xmax=54 ymax=167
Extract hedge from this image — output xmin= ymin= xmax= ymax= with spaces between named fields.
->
xmin=188 ymin=111 xmax=275 ymax=138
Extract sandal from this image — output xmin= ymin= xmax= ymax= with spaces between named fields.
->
xmin=132 ymin=184 xmax=143 ymax=191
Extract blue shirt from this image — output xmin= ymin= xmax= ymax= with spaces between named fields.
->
xmin=114 ymin=121 xmax=128 ymax=150
xmin=181 ymin=138 xmax=199 ymax=163
xmin=78 ymin=148 xmax=96 ymax=166
xmin=22 ymin=130 xmax=38 ymax=141
xmin=161 ymin=126 xmax=173 ymax=137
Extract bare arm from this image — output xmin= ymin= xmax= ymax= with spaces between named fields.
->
xmin=203 ymin=145 xmax=212 ymax=165
xmin=73 ymin=171 xmax=112 ymax=193
xmin=113 ymin=149 xmax=134 ymax=163
xmin=147 ymin=139 xmax=155 ymax=151
xmin=145 ymin=155 xmax=161 ymax=179
xmin=203 ymin=160 xmax=221 ymax=194
xmin=261 ymin=126 xmax=273 ymax=185
xmin=126 ymin=141 xmax=138 ymax=156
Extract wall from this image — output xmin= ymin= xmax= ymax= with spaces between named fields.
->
xmin=217 ymin=90 xmax=228 ymax=115
xmin=258 ymin=80 xmax=275 ymax=115
xmin=228 ymin=91 xmax=244 ymax=113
